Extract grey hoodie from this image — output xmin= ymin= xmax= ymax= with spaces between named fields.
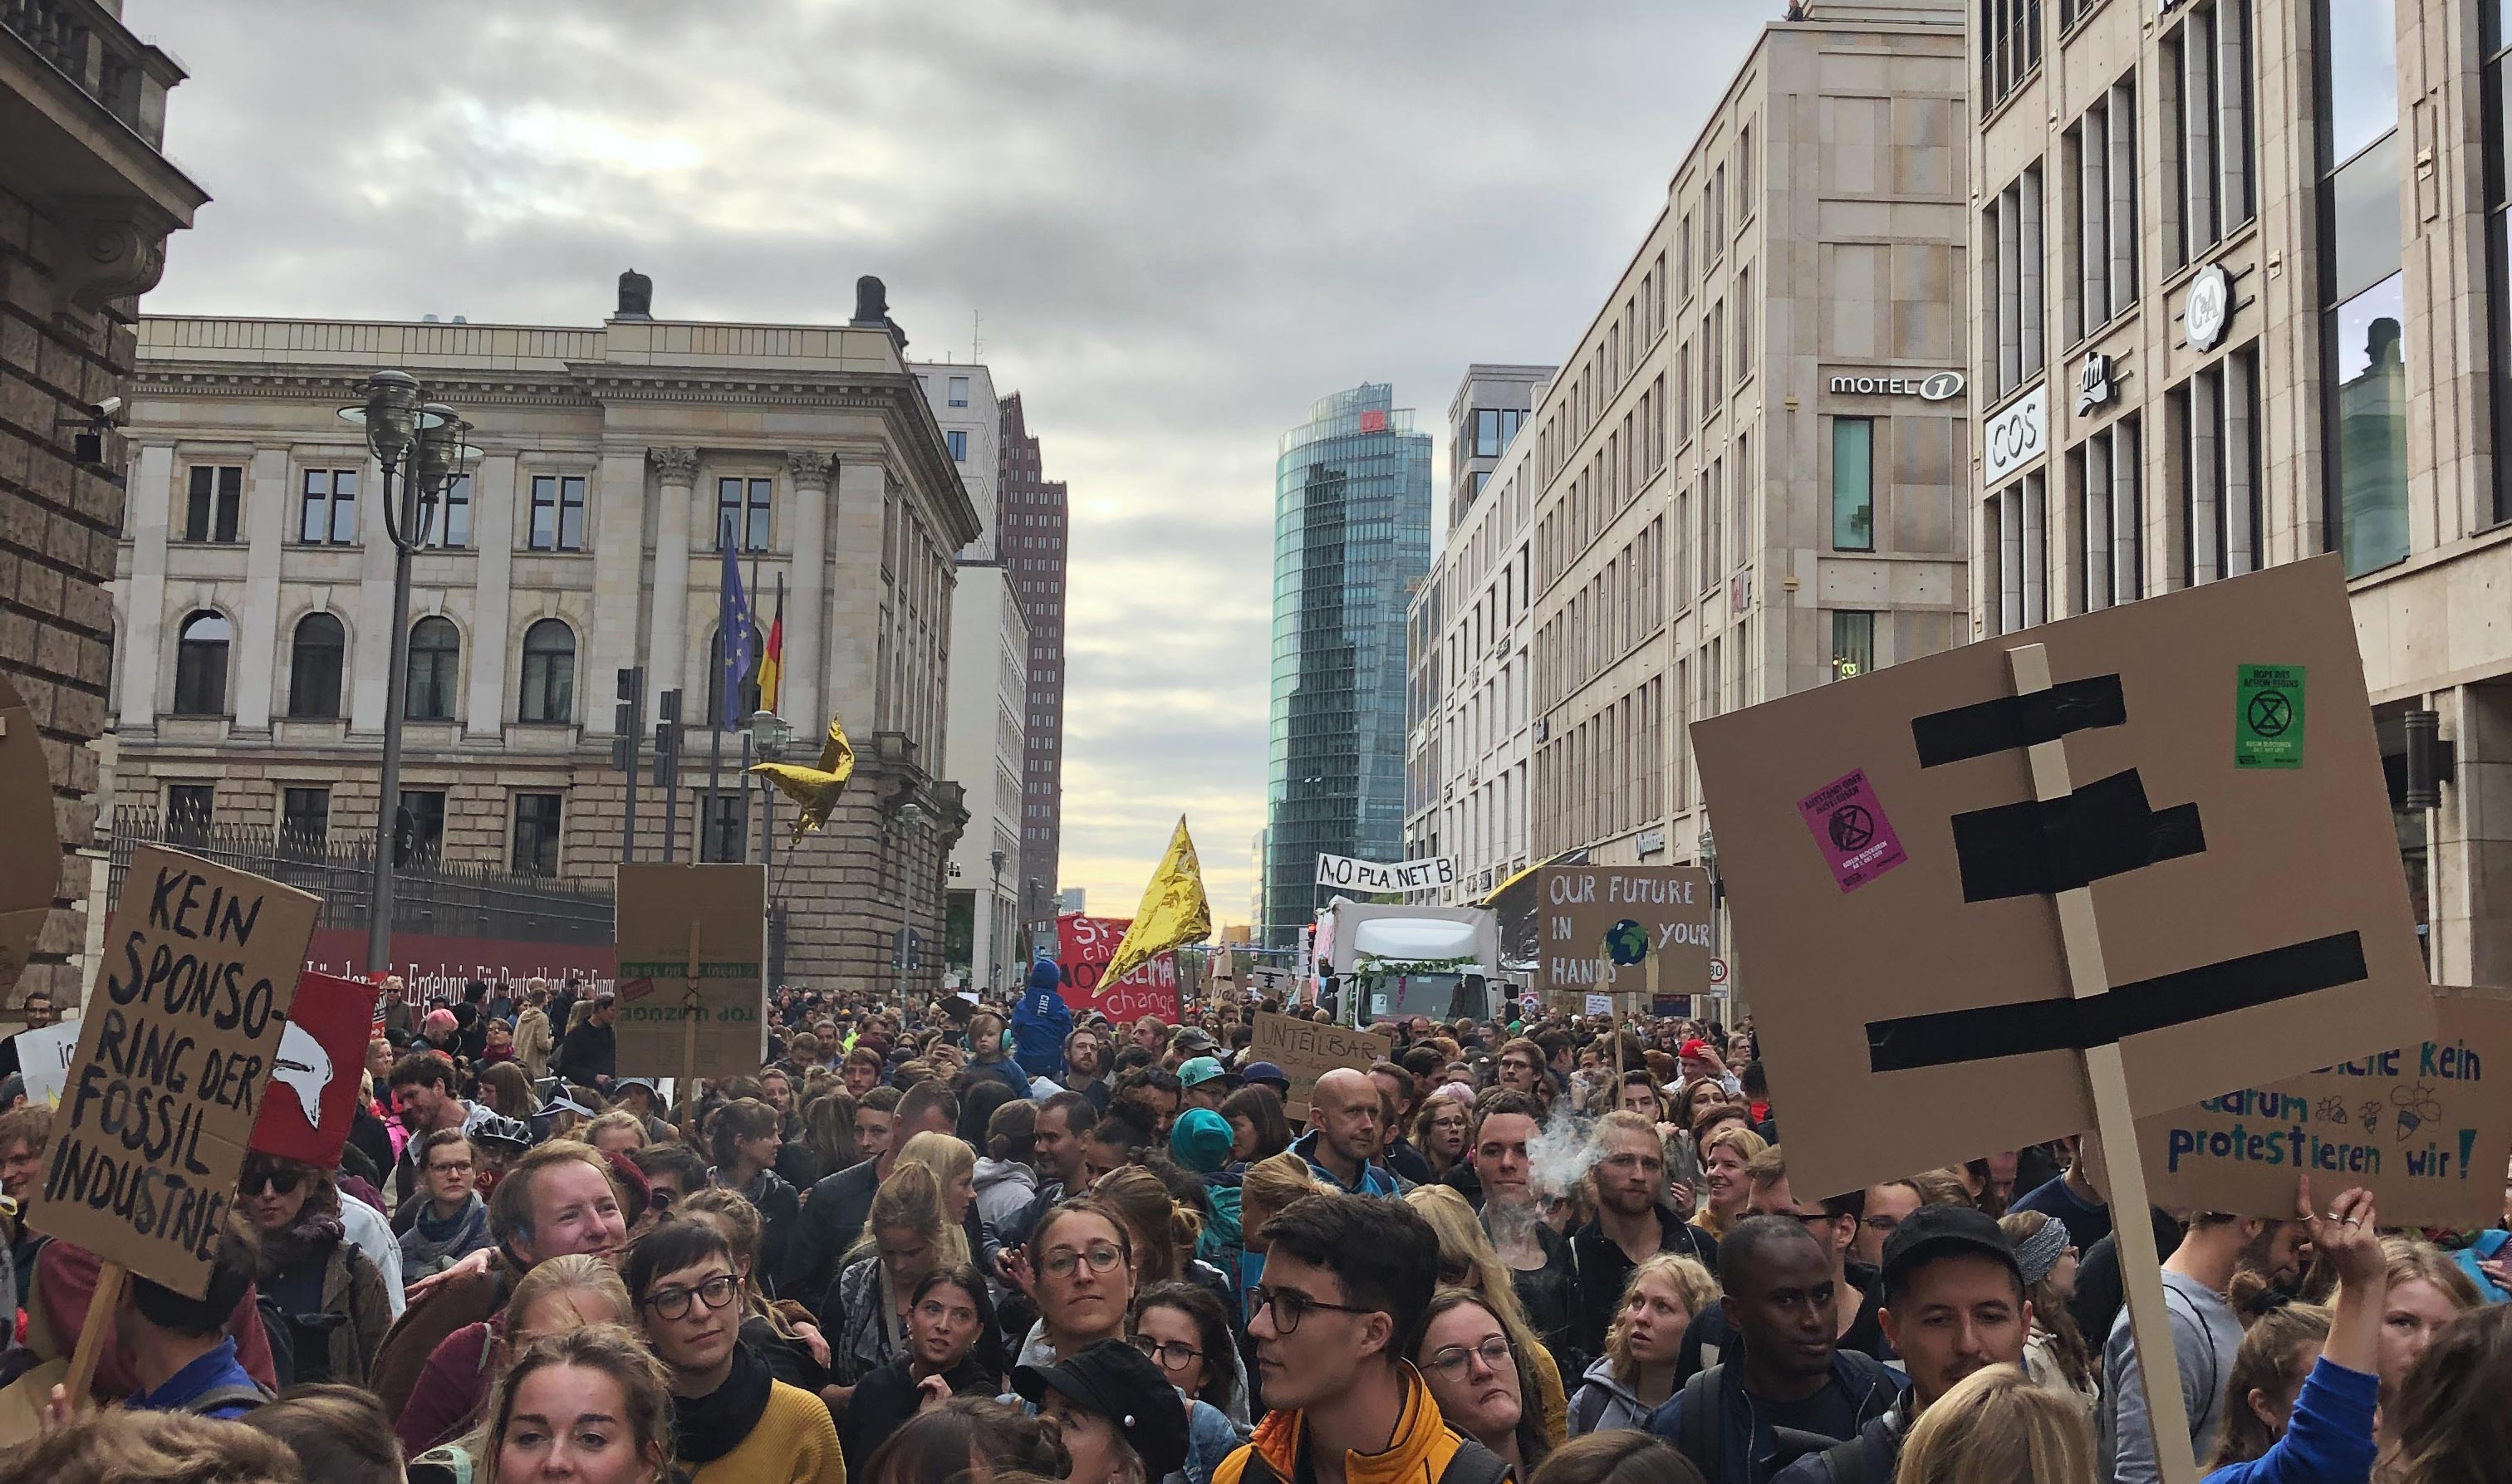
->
xmin=1570 ymin=1354 xmax=1657 ymax=1436
xmin=973 ymin=1156 xmax=1039 ymax=1232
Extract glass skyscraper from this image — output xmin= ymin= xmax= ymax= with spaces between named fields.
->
xmin=1265 ymin=384 xmax=1433 ymax=948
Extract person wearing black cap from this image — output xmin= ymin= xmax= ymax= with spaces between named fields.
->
xmin=1013 ymin=1338 xmax=1193 ymax=1484
xmin=1770 ymin=1203 xmax=2029 ymax=1484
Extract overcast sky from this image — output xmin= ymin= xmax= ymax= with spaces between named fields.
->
xmin=135 ymin=0 xmax=1774 ymax=926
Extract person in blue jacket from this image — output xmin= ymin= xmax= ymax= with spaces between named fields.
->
xmin=2203 ymin=1179 xmax=2383 ymax=1484
xmin=1012 ymin=954 xmax=1072 ymax=1080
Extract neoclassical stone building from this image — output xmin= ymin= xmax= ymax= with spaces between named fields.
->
xmin=108 ymin=274 xmax=984 ymax=992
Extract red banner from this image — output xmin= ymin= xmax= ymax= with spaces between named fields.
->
xmin=302 ymin=928 xmax=617 ymax=1002
xmin=1057 ymin=913 xmax=1180 ymax=1024
xmin=250 ymin=970 xmax=381 ymax=1167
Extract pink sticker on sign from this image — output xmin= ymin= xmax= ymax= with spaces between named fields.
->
xmin=1798 ymin=768 xmax=1908 ymax=893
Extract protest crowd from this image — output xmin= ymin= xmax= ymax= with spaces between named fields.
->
xmin=0 ymin=962 xmax=2507 ymax=1484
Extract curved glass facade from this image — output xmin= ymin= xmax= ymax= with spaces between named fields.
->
xmin=1265 ymin=384 xmax=1433 ymax=948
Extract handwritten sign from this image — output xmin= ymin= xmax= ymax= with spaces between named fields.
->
xmin=1244 ymin=967 xmax=1301 ymax=1000
xmin=1538 ymin=864 xmax=1715 ymax=998
xmin=2137 ymin=988 xmax=2512 ymax=1228
xmin=1056 ymin=913 xmax=1180 ymax=1023
xmin=12 ymin=1024 xmax=77 ymax=1108
xmin=614 ymin=864 xmax=766 ymax=1081
xmin=29 ymin=847 xmax=316 ymax=1297
xmin=1250 ymin=1011 xmax=1391 ymax=1120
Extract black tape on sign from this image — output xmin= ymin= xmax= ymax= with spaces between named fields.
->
xmin=1911 ymin=675 xmax=2130 ymax=769
xmin=1950 ymin=769 xmax=2206 ymax=903
xmin=1862 ymin=932 xmax=2369 ymax=1073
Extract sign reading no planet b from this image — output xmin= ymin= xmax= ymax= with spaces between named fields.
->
xmin=1314 ymin=853 xmax=1458 ymax=894
xmin=30 ymin=847 xmax=317 ymax=1298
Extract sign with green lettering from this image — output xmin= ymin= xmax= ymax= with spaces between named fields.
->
xmin=613 ymin=864 xmax=765 ymax=1082
xmin=2236 ymin=664 xmax=2305 ymax=769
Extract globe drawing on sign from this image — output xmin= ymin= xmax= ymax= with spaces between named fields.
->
xmin=1606 ymin=918 xmax=1649 ymax=967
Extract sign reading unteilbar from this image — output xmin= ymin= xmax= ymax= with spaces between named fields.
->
xmin=613 ymin=864 xmax=766 ymax=1083
xmin=1249 ymin=1011 xmax=1391 ymax=1120
xmin=29 ymin=846 xmax=318 ymax=1298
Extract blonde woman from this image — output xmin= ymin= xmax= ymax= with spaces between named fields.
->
xmin=404 ymin=1252 xmax=636 ymax=1462
xmin=1892 ymin=1363 xmax=2097 ymax=1484
xmin=1570 ymin=1252 xmax=1718 ymax=1434
xmin=513 ymin=980 xmax=553 ymax=1082
xmin=1406 ymin=1182 xmax=1571 ymax=1445
xmin=1693 ymin=1124 xmax=1769 ymax=1240
xmin=825 ymin=1160 xmax=962 ymax=1395
xmin=892 ymin=1129 xmax=979 ymax=1230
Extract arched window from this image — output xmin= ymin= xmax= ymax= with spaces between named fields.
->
xmin=286 ymin=613 xmax=344 ymax=719
xmin=173 ymin=611 xmax=231 ymax=716
xmin=406 ymin=617 xmax=460 ymax=721
xmin=518 ymin=619 xmax=575 ymax=723
xmin=706 ymin=624 xmax=765 ymax=728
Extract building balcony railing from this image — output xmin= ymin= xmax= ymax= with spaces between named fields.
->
xmin=3 ymin=0 xmax=182 ymax=149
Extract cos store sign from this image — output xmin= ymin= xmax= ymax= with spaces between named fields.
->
xmin=1982 ymin=382 xmax=2048 ymax=483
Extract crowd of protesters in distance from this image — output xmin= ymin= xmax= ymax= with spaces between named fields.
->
xmin=0 ymin=957 xmax=2508 ymax=1484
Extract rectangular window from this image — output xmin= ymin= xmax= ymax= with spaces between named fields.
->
xmin=2073 ymin=414 xmax=2145 ymax=611
xmin=423 ymin=473 xmax=471 ymax=550
xmin=1474 ymin=408 xmax=1503 ymax=458
xmin=400 ymin=788 xmax=447 ymax=864
xmin=700 ymin=790 xmax=748 ymax=863
xmin=166 ymin=783 xmax=213 ymax=840
xmin=1705 ymin=458 xmax=1724 ymax=592
xmin=715 ymin=477 xmax=771 ymax=551
xmin=948 ymin=429 xmax=969 ymax=462
xmin=2176 ymin=347 xmax=2265 ymax=584
xmin=1735 ymin=270 xmax=1752 ymax=370
xmin=530 ymin=475 xmax=587 ymax=551
xmin=2166 ymin=0 xmax=2257 ymax=268
xmin=1832 ymin=417 xmax=1876 ymax=551
xmin=1982 ymin=0 xmax=2044 ymax=113
xmin=512 ymin=792 xmax=563 ymax=876
xmin=2068 ymin=76 xmax=2142 ymax=340
xmin=1987 ymin=164 xmax=2047 ymax=399
xmin=184 ymin=466 xmax=243 ymax=543
xmin=2319 ymin=0 xmax=2405 ymax=568
xmin=281 ymin=786 xmax=330 ymax=852
xmin=298 ymin=468 xmax=357 ymax=545
xmin=1987 ymin=471 xmax=2050 ymax=633
xmin=1830 ymin=610 xmax=1876 ymax=681
xmin=2487 ymin=2 xmax=2512 ymax=522
xmin=949 ymin=375 xmax=969 ymax=408
xmin=1737 ymin=122 xmax=1754 ymax=220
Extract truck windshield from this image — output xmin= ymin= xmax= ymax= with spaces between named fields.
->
xmin=1360 ymin=971 xmax=1486 ymax=1025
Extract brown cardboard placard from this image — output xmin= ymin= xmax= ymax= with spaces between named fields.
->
xmin=2137 ymin=987 xmax=2512 ymax=1228
xmin=1245 ymin=967 xmax=1301 ymax=1000
xmin=612 ymin=864 xmax=766 ymax=1082
xmin=1249 ymin=1011 xmax=1391 ymax=1120
xmin=27 ymin=846 xmax=318 ymax=1297
xmin=1535 ymin=864 xmax=1714 ymax=999
xmin=0 ymin=672 xmax=57 ymax=1000
xmin=1690 ymin=556 xmax=2432 ymax=1202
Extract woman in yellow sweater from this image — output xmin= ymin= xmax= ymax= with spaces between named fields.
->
xmin=630 ymin=1217 xmax=847 ymax=1484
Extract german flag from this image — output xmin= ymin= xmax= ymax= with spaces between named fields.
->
xmin=759 ymin=577 xmax=785 ymax=713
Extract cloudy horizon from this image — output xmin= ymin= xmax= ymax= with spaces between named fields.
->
xmin=132 ymin=0 xmax=1776 ymax=925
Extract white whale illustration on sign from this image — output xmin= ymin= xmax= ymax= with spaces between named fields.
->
xmin=272 ymin=1020 xmax=332 ymax=1128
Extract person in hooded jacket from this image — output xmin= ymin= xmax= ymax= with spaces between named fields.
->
xmin=1011 ymin=955 xmax=1074 ymax=1082
xmin=1572 ymin=1252 xmax=1719 ymax=1435
xmin=974 ymin=1098 xmax=1041 ymax=1232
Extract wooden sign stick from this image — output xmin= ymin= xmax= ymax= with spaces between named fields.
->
xmin=63 ymin=1260 xmax=125 ymax=1408
xmin=2009 ymin=643 xmax=2199 ymax=1484
xmin=680 ymin=920 xmax=703 ymax=1129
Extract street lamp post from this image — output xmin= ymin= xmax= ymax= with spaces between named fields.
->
xmin=988 ymin=848 xmax=1007 ymax=992
xmin=338 ymin=372 xmax=471 ymax=977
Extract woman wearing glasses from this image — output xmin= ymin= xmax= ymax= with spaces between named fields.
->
xmin=1414 ymin=1288 xmax=1551 ymax=1475
xmin=838 ymin=1263 xmax=1001 ymax=1474
xmin=628 ymin=1217 xmax=845 ymax=1484
xmin=238 ymin=1151 xmax=394 ymax=1387
xmin=1130 ymin=1281 xmax=1251 ymax=1484
xmin=1022 ymin=1197 xmax=1140 ymax=1370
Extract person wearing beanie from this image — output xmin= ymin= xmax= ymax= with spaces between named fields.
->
xmin=1172 ymin=1106 xmax=1248 ymax=1265
xmin=1236 ymin=1061 xmax=1290 ymax=1099
xmin=1013 ymin=1337 xmax=1195 ymax=1484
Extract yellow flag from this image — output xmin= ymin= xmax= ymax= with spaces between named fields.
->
xmin=1098 ymin=816 xmax=1212 ymax=990
xmin=746 ymin=716 xmax=855 ymax=844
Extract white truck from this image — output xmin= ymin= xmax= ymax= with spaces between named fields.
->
xmin=1312 ymin=899 xmax=1509 ymax=1028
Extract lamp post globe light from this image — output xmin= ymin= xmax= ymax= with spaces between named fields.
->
xmin=338 ymin=370 xmax=472 ymax=977
xmin=744 ymin=708 xmax=791 ymax=869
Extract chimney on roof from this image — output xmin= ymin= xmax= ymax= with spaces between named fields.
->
xmin=616 ymin=269 xmax=654 ymax=321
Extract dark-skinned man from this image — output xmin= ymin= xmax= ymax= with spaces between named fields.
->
xmin=1646 ymin=1216 xmax=1904 ymax=1484
xmin=1772 ymin=1204 xmax=2029 ymax=1483
xmin=1289 ymin=1067 xmax=1401 ymax=1196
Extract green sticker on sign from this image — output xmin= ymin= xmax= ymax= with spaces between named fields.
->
xmin=2236 ymin=664 xmax=2305 ymax=768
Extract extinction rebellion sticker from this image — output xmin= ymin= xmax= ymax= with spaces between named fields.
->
xmin=2235 ymin=664 xmax=2305 ymax=770
xmin=1798 ymin=768 xmax=1909 ymax=894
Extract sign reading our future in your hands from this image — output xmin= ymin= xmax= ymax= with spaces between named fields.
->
xmin=30 ymin=847 xmax=318 ymax=1298
xmin=1535 ymin=864 xmax=1715 ymax=1000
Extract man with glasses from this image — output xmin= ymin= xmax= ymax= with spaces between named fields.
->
xmin=1852 ymin=1179 xmax=1925 ymax=1270
xmin=1217 ymin=1192 xmax=1510 ymax=1484
xmin=399 ymin=1130 xmax=493 ymax=1281
xmin=1493 ymin=1038 xmax=1548 ymax=1100
xmin=1571 ymin=1111 xmax=1720 ymax=1363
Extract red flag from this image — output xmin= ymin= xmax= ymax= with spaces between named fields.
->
xmin=759 ymin=578 xmax=785 ymax=713
xmin=251 ymin=970 xmax=378 ymax=1167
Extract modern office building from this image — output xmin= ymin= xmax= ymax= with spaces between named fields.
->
xmin=1263 ymin=384 xmax=1433 ymax=947
xmin=1521 ymin=0 xmax=1971 ymax=927
xmin=1405 ymin=365 xmax=1554 ymax=902
xmin=1968 ymin=0 xmax=2512 ymax=982
xmin=108 ymin=273 xmax=983 ymax=992
xmin=2 ymin=6 xmax=207 ymax=1015
xmin=1000 ymin=391 xmax=1069 ymax=940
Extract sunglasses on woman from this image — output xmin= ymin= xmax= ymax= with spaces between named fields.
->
xmin=240 ymin=1169 xmax=301 ymax=1197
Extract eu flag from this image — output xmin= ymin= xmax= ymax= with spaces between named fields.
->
xmin=719 ymin=522 xmax=753 ymax=729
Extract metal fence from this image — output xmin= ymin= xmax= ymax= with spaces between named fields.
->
xmin=107 ymin=807 xmax=614 ymax=945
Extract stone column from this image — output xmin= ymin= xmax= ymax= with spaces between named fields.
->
xmin=232 ymin=447 xmax=289 ymax=732
xmin=648 ymin=447 xmax=698 ymax=709
xmin=466 ymin=454 xmax=518 ymax=739
xmin=827 ymin=460 xmax=889 ymax=723
xmin=349 ymin=452 xmax=395 ymax=737
xmin=587 ymin=446 xmax=655 ymax=735
xmin=117 ymin=443 xmax=174 ymax=731
xmin=783 ymin=450 xmax=831 ymax=732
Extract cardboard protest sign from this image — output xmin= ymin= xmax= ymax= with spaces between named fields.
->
xmin=1536 ymin=864 xmax=1714 ymax=999
xmin=28 ymin=847 xmax=318 ymax=1297
xmin=1244 ymin=967 xmax=1301 ymax=1000
xmin=1056 ymin=913 xmax=1180 ymax=1023
xmin=249 ymin=971 xmax=382 ymax=1168
xmin=1690 ymin=556 xmax=2431 ymax=1201
xmin=1250 ymin=1011 xmax=1391 ymax=1119
xmin=0 ymin=672 xmax=56 ymax=999
xmin=613 ymin=864 xmax=766 ymax=1083
xmin=2138 ymin=987 xmax=2512 ymax=1228
xmin=12 ymin=1023 xmax=76 ymax=1108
